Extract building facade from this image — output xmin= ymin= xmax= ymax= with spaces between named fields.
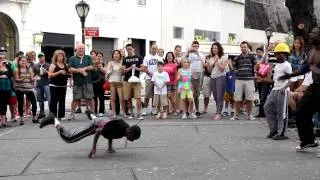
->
xmin=0 ymin=0 xmax=288 ymax=61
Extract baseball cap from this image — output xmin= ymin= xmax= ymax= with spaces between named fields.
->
xmin=38 ymin=52 xmax=45 ymax=58
xmin=0 ymin=47 xmax=7 ymax=52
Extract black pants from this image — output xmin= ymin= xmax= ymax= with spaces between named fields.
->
xmin=16 ymin=90 xmax=37 ymax=117
xmin=257 ymin=82 xmax=271 ymax=116
xmin=93 ymin=82 xmax=105 ymax=114
xmin=50 ymin=86 xmax=67 ymax=118
xmin=58 ymin=120 xmax=97 ymax=143
xmin=0 ymin=90 xmax=11 ymax=115
xmin=296 ymin=83 xmax=320 ymax=145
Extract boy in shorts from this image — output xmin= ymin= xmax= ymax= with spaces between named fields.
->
xmin=151 ymin=62 xmax=170 ymax=119
xmin=223 ymin=70 xmax=236 ymax=117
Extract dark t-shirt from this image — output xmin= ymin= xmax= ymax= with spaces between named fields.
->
xmin=68 ymin=55 xmax=93 ymax=85
xmin=101 ymin=119 xmax=130 ymax=140
xmin=122 ymin=55 xmax=143 ymax=81
xmin=233 ymin=53 xmax=256 ymax=80
xmin=33 ymin=62 xmax=50 ymax=87
xmin=49 ymin=64 xmax=69 ymax=86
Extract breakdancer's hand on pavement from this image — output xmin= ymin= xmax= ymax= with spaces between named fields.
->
xmin=88 ymin=149 xmax=96 ymax=158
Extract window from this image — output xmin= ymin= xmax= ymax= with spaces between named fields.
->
xmin=137 ymin=0 xmax=146 ymax=5
xmin=173 ymin=27 xmax=184 ymax=39
xmin=194 ymin=29 xmax=220 ymax=42
xmin=228 ymin=33 xmax=236 ymax=44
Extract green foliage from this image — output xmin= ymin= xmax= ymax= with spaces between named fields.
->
xmin=285 ymin=31 xmax=294 ymax=46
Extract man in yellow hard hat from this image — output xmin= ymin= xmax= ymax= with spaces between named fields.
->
xmin=263 ymin=42 xmax=297 ymax=140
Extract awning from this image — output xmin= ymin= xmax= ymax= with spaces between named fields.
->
xmin=42 ymin=32 xmax=75 ymax=48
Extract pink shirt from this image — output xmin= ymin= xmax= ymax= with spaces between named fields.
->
xmin=164 ymin=63 xmax=178 ymax=85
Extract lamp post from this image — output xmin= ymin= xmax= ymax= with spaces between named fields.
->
xmin=75 ymin=0 xmax=90 ymax=44
xmin=265 ymin=27 xmax=273 ymax=47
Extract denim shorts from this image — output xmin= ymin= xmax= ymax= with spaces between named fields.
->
xmin=167 ymin=85 xmax=176 ymax=92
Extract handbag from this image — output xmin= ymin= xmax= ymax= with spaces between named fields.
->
xmin=103 ymin=80 xmax=110 ymax=91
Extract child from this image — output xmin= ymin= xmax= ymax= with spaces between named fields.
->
xmin=151 ymin=62 xmax=170 ymax=119
xmin=176 ymin=59 xmax=197 ymax=119
xmin=223 ymin=65 xmax=236 ymax=117
xmin=264 ymin=43 xmax=297 ymax=140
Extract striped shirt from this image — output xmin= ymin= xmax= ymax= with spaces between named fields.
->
xmin=233 ymin=53 xmax=256 ymax=80
xmin=15 ymin=68 xmax=34 ymax=92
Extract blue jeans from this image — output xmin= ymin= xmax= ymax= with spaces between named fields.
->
xmin=36 ymin=85 xmax=51 ymax=115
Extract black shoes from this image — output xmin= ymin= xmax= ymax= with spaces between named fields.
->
xmin=39 ymin=113 xmax=55 ymax=128
xmin=85 ymin=109 xmax=93 ymax=120
xmin=296 ymin=141 xmax=319 ymax=151
xmin=272 ymin=134 xmax=288 ymax=140
xmin=255 ymin=114 xmax=265 ymax=118
xmin=37 ymin=114 xmax=46 ymax=120
xmin=267 ymin=131 xmax=278 ymax=138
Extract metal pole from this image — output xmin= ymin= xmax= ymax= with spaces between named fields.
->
xmin=81 ymin=17 xmax=85 ymax=44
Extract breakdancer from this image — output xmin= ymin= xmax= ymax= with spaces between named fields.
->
xmin=280 ymin=27 xmax=320 ymax=151
xmin=39 ymin=110 xmax=141 ymax=158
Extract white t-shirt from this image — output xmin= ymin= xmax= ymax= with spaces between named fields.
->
xmin=151 ymin=71 xmax=170 ymax=95
xmin=303 ymin=72 xmax=313 ymax=86
xmin=210 ymin=55 xmax=228 ymax=79
xmin=143 ymin=54 xmax=163 ymax=79
xmin=188 ymin=52 xmax=205 ymax=73
xmin=273 ymin=61 xmax=297 ymax=90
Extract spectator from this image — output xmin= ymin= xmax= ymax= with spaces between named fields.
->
xmin=48 ymin=50 xmax=69 ymax=120
xmin=0 ymin=51 xmax=14 ymax=127
xmin=254 ymin=48 xmax=273 ymax=118
xmin=181 ymin=41 xmax=205 ymax=116
xmin=157 ymin=48 xmax=165 ymax=59
xmin=177 ymin=59 xmax=197 ymax=119
xmin=142 ymin=44 xmax=162 ymax=115
xmin=288 ymin=36 xmax=307 ymax=89
xmin=163 ymin=52 xmax=179 ymax=115
xmin=206 ymin=42 xmax=228 ymax=120
xmin=231 ymin=41 xmax=257 ymax=120
xmin=121 ymin=44 xmax=144 ymax=120
xmin=92 ymin=51 xmax=106 ymax=117
xmin=107 ymin=50 xmax=127 ymax=118
xmin=33 ymin=52 xmax=51 ymax=120
xmin=68 ymin=43 xmax=95 ymax=120
xmin=15 ymin=56 xmax=38 ymax=125
xmin=151 ymin=61 xmax=170 ymax=119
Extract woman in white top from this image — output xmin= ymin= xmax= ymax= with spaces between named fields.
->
xmin=206 ymin=42 xmax=229 ymax=120
xmin=106 ymin=50 xmax=127 ymax=118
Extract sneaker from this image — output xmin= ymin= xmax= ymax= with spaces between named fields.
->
xmin=98 ymin=113 xmax=104 ymax=117
xmin=222 ymin=112 xmax=228 ymax=117
xmin=191 ymin=113 xmax=197 ymax=119
xmin=230 ymin=115 xmax=240 ymax=120
xmin=128 ymin=115 xmax=134 ymax=119
xmin=58 ymin=117 xmax=66 ymax=121
xmin=39 ymin=113 xmax=55 ymax=128
xmin=152 ymin=109 xmax=158 ymax=115
xmin=24 ymin=111 xmax=31 ymax=118
xmin=67 ymin=113 xmax=75 ymax=121
xmin=156 ymin=113 xmax=161 ymax=119
xmin=136 ymin=114 xmax=144 ymax=120
xmin=230 ymin=112 xmax=235 ymax=117
xmin=142 ymin=108 xmax=148 ymax=116
xmin=195 ymin=112 xmax=201 ymax=117
xmin=248 ymin=115 xmax=256 ymax=120
xmin=296 ymin=141 xmax=319 ymax=151
xmin=37 ymin=114 xmax=46 ymax=120
xmin=163 ymin=112 xmax=167 ymax=119
xmin=272 ymin=134 xmax=289 ymax=140
xmin=266 ymin=131 xmax=278 ymax=138
xmin=182 ymin=113 xmax=187 ymax=120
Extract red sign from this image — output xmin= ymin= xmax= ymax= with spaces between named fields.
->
xmin=85 ymin=27 xmax=99 ymax=37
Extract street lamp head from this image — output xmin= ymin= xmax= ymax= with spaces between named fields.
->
xmin=75 ymin=0 xmax=90 ymax=19
xmin=265 ymin=27 xmax=273 ymax=39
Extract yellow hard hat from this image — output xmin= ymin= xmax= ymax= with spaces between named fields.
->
xmin=274 ymin=42 xmax=290 ymax=53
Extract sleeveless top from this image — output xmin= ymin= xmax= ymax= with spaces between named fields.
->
xmin=15 ymin=68 xmax=33 ymax=92
xmin=108 ymin=61 xmax=122 ymax=83
xmin=178 ymin=68 xmax=192 ymax=93
xmin=0 ymin=63 xmax=13 ymax=91
xmin=50 ymin=63 xmax=68 ymax=86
